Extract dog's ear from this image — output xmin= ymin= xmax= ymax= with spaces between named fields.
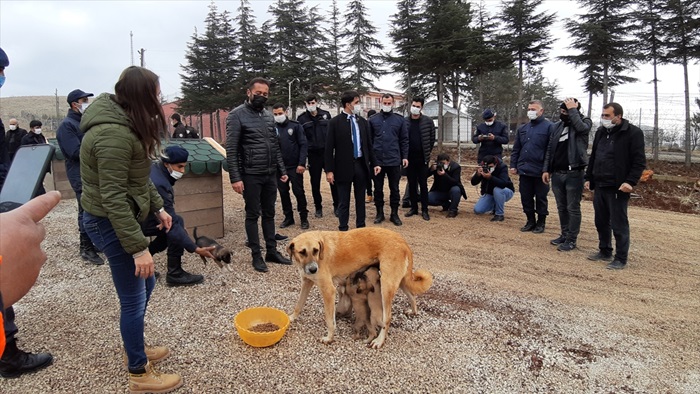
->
xmin=317 ymin=240 xmax=324 ymax=260
xmin=368 ymin=283 xmax=375 ymax=293
xmin=287 ymin=242 xmax=294 ymax=256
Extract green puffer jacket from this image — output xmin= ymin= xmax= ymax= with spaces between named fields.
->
xmin=79 ymin=93 xmax=163 ymax=255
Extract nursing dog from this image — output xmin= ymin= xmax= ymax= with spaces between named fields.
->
xmin=193 ymin=227 xmax=233 ymax=271
xmin=287 ymin=227 xmax=433 ymax=348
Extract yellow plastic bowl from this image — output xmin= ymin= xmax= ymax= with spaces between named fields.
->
xmin=234 ymin=307 xmax=290 ymax=348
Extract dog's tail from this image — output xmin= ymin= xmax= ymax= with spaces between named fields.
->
xmin=193 ymin=226 xmax=199 ymax=240
xmin=403 ymin=269 xmax=433 ymax=295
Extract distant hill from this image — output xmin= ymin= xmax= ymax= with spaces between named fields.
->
xmin=0 ymin=95 xmax=71 ymax=135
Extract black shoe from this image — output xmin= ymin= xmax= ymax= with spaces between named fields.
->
xmin=550 ymin=235 xmax=566 ymax=245
xmin=405 ymin=209 xmax=418 ymax=217
xmin=275 ymin=233 xmax=288 ymax=241
xmin=280 ymin=217 xmax=295 ymax=229
xmin=446 ymin=211 xmax=458 ymax=218
xmin=532 ymin=216 xmax=546 ymax=234
xmin=401 ymin=201 xmax=411 ymax=209
xmin=300 ymin=220 xmax=310 ymax=230
xmin=252 ymin=256 xmax=269 ymax=272
xmin=588 ymin=252 xmax=613 ymax=262
xmin=265 ymin=251 xmax=292 ymax=265
xmin=314 ymin=208 xmax=323 ymax=218
xmin=154 ymin=271 xmax=161 ymax=280
xmin=374 ymin=213 xmax=385 ymax=224
xmin=520 ymin=220 xmax=536 ymax=232
xmin=557 ymin=241 xmax=576 ymax=252
xmin=606 ymin=260 xmax=626 ymax=270
xmin=440 ymin=206 xmax=449 ymax=212
xmin=490 ymin=214 xmax=504 ymax=222
xmin=390 ymin=213 xmax=402 ymax=226
xmin=80 ymin=247 xmax=105 ymax=265
xmin=422 ymin=211 xmax=430 ymax=221
xmin=166 ymin=271 xmax=204 ymax=287
xmin=0 ymin=348 xmax=53 ymax=379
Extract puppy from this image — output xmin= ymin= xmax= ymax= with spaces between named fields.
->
xmin=345 ymin=271 xmax=372 ymax=340
xmin=335 ymin=284 xmax=353 ymax=319
xmin=193 ymin=227 xmax=232 ymax=270
xmin=363 ymin=267 xmax=383 ymax=344
xmin=287 ymin=227 xmax=433 ymax=348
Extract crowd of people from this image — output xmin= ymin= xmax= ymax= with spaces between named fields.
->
xmin=0 ymin=43 xmax=646 ymax=392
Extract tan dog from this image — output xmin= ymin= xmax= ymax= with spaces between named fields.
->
xmin=287 ymin=227 xmax=433 ymax=348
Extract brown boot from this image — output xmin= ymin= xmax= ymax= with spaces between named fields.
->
xmin=128 ymin=362 xmax=182 ymax=394
xmin=123 ymin=346 xmax=171 ymax=366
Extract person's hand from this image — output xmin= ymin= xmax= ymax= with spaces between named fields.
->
xmin=564 ymin=98 xmax=578 ymax=110
xmin=482 ymin=171 xmax=492 ymax=179
xmin=436 ymin=168 xmax=445 ymax=176
xmin=584 ymin=181 xmax=590 ymax=191
xmin=156 ymin=210 xmax=172 ymax=233
xmin=619 ymin=182 xmax=633 ymax=193
xmin=542 ymin=172 xmax=550 ymax=184
xmin=476 ymin=167 xmax=484 ymax=176
xmin=280 ymin=174 xmax=289 ymax=183
xmin=402 ymin=159 xmax=408 ymax=168
xmin=0 ymin=191 xmax=61 ymax=307
xmin=509 ymin=168 xmax=518 ymax=175
xmin=296 ymin=166 xmax=305 ymax=174
xmin=195 ymin=246 xmax=216 ymax=260
xmin=326 ymin=172 xmax=334 ymax=185
xmin=232 ymin=181 xmax=244 ymax=194
xmin=488 ymin=133 xmax=495 ymax=141
xmin=430 ymin=164 xmax=438 ymax=171
xmin=134 ymin=251 xmax=154 ymax=279
xmin=374 ymin=166 xmax=382 ymax=176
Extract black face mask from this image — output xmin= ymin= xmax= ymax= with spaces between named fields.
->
xmin=250 ymin=95 xmax=267 ymax=110
xmin=559 ymin=113 xmax=569 ymax=123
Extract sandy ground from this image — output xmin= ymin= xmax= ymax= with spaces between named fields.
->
xmin=2 ymin=173 xmax=699 ymax=393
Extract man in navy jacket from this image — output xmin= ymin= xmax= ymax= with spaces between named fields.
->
xmin=56 ymin=89 xmax=104 ymax=265
xmin=472 ymin=155 xmax=515 ymax=222
xmin=472 ymin=108 xmax=509 ymax=163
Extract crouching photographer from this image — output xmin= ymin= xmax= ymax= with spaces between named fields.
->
xmin=471 ymin=155 xmax=515 ymax=222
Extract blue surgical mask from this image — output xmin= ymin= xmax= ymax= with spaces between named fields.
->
xmin=0 ymin=75 xmax=5 ymax=88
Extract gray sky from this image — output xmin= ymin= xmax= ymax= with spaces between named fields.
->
xmin=1 ymin=0 xmax=698 ymax=131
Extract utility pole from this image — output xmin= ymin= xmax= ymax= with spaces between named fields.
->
xmin=55 ymin=89 xmax=60 ymax=119
xmin=138 ymin=48 xmax=146 ymax=67
xmin=288 ymin=78 xmax=299 ymax=115
xmin=130 ymin=31 xmax=134 ymax=66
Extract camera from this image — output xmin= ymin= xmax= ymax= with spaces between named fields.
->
xmin=481 ymin=164 xmax=491 ymax=173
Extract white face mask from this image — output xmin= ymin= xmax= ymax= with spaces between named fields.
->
xmin=381 ymin=105 xmax=392 ymax=113
xmin=443 ymin=163 xmax=449 ymax=170
xmin=80 ymin=102 xmax=90 ymax=114
xmin=410 ymin=107 xmax=421 ymax=116
xmin=488 ymin=166 xmax=495 ymax=173
xmin=306 ymin=104 xmax=317 ymax=112
xmin=352 ymin=104 xmax=362 ymax=116
xmin=9 ymin=125 xmax=17 ymax=131
xmin=34 ymin=128 xmax=42 ymax=134
xmin=601 ymin=119 xmax=614 ymax=129
xmin=168 ymin=165 xmax=184 ymax=180
xmin=485 ymin=121 xmax=494 ymax=126
xmin=527 ymin=110 xmax=538 ymax=120
xmin=273 ymin=115 xmax=286 ymax=124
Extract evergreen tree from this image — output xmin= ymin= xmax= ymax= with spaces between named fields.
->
xmin=179 ymin=27 xmax=209 ymax=116
xmin=387 ymin=0 xmax=426 ymax=100
xmin=660 ymin=0 xmax=700 ymax=167
xmin=340 ymin=0 xmax=384 ymax=92
xmin=498 ymin=0 xmax=555 ymax=122
xmin=234 ymin=0 xmax=271 ymax=103
xmin=321 ymin=0 xmax=350 ymax=107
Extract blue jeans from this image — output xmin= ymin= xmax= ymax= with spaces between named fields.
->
xmin=474 ymin=187 xmax=514 ymax=216
xmin=83 ymin=212 xmax=154 ymax=372
xmin=428 ymin=186 xmax=461 ymax=212
xmin=551 ymin=170 xmax=584 ymax=242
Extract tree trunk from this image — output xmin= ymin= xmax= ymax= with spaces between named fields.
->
xmin=478 ymin=73 xmax=484 ymax=111
xmin=587 ymin=91 xmax=593 ymax=119
xmin=683 ymin=58 xmax=691 ymax=167
xmin=652 ymin=57 xmax=659 ymax=161
xmin=517 ymin=58 xmax=524 ymax=124
xmin=602 ymin=62 xmax=609 ymax=105
xmin=437 ymin=74 xmax=445 ymax=152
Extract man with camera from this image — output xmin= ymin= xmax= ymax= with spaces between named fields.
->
xmin=472 ymin=108 xmax=509 ymax=163
xmin=427 ymin=153 xmax=467 ymax=218
xmin=471 ymin=155 xmax=515 ymax=222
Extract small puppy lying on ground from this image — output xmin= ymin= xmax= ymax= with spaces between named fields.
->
xmin=193 ymin=227 xmax=232 ymax=271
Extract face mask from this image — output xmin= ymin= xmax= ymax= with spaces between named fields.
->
xmin=171 ymin=121 xmax=177 ymax=127
xmin=527 ymin=110 xmax=538 ymax=120
xmin=559 ymin=113 xmax=569 ymax=123
xmin=601 ymin=119 xmax=614 ymax=129
xmin=250 ymin=94 xmax=267 ymax=110
xmin=488 ymin=166 xmax=495 ymax=173
xmin=79 ymin=102 xmax=90 ymax=114
xmin=9 ymin=125 xmax=17 ymax=131
xmin=168 ymin=165 xmax=184 ymax=180
xmin=274 ymin=115 xmax=286 ymax=124
xmin=34 ymin=128 xmax=42 ymax=134
xmin=485 ymin=121 xmax=494 ymax=126
xmin=443 ymin=163 xmax=449 ymax=170
xmin=410 ymin=107 xmax=421 ymax=116
xmin=352 ymin=104 xmax=362 ymax=116
xmin=0 ymin=75 xmax=5 ymax=88
xmin=306 ymin=104 xmax=317 ymax=112
xmin=381 ymin=105 xmax=392 ymax=113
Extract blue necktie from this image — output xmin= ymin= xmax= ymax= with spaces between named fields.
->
xmin=350 ymin=115 xmax=359 ymax=159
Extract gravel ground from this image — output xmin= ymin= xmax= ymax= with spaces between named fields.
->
xmin=3 ymin=175 xmax=699 ymax=393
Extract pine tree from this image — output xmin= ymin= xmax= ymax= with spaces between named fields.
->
xmin=387 ymin=0 xmax=426 ymax=100
xmin=340 ymin=0 xmax=384 ymax=92
xmin=234 ymin=0 xmax=271 ymax=103
xmin=498 ymin=0 xmax=555 ymax=122
xmin=179 ymin=27 xmax=209 ymax=116
xmin=320 ymin=0 xmax=350 ymax=107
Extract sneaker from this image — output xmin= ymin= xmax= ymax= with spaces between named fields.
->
xmin=550 ymin=235 xmax=566 ymax=245
xmin=557 ymin=241 xmax=576 ymax=251
xmin=490 ymin=214 xmax=504 ymax=222
xmin=128 ymin=362 xmax=182 ymax=394
xmin=606 ymin=260 xmax=627 ymax=270
xmin=587 ymin=252 xmax=613 ymax=262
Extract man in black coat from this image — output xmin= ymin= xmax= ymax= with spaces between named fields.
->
xmin=325 ymin=91 xmax=379 ymax=231
xmin=405 ymin=96 xmax=435 ymax=221
xmin=171 ymin=113 xmax=198 ymax=139
xmin=428 ymin=153 xmax=467 ymax=218
xmin=272 ymin=103 xmax=309 ymax=230
xmin=585 ymin=102 xmax=646 ymax=270
xmin=5 ymin=119 xmax=27 ymax=162
xmin=226 ymin=77 xmax=291 ymax=273
xmin=472 ymin=108 xmax=509 ymax=163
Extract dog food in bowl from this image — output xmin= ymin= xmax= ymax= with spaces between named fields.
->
xmin=234 ymin=307 xmax=290 ymax=347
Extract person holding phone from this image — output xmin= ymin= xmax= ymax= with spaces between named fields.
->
xmin=80 ymin=66 xmax=182 ymax=393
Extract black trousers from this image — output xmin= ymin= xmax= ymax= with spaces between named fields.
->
xmin=373 ymin=165 xmax=402 ymax=210
xmin=307 ymin=149 xmax=338 ymax=211
xmin=242 ymin=173 xmax=278 ymax=257
xmin=277 ymin=169 xmax=308 ymax=220
xmin=407 ymin=160 xmax=429 ymax=211
xmin=593 ymin=186 xmax=631 ymax=262
xmin=335 ymin=159 xmax=368 ymax=231
xmin=2 ymin=306 xmax=18 ymax=352
xmin=143 ymin=213 xmax=186 ymax=259
xmin=518 ymin=174 xmax=549 ymax=216
xmin=75 ymin=189 xmax=86 ymax=235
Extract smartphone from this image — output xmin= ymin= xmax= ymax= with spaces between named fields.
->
xmin=0 ymin=144 xmax=55 ymax=207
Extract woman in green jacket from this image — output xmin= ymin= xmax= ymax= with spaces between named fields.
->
xmin=80 ymin=66 xmax=182 ymax=393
